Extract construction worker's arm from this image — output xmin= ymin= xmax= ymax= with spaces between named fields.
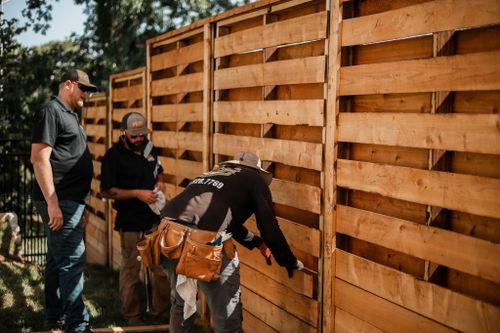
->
xmin=101 ymin=187 xmax=158 ymax=204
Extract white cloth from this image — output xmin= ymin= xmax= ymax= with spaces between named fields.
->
xmin=176 ymin=274 xmax=198 ymax=320
xmin=148 ymin=187 xmax=166 ymax=215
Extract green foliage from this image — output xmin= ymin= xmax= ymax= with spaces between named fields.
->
xmin=2 ymin=0 xmax=251 ymax=139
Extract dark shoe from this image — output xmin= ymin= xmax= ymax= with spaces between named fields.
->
xmin=83 ymin=327 xmax=95 ymax=333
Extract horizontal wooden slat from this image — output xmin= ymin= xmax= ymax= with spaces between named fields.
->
xmin=335 ymin=279 xmax=458 ymax=333
xmin=243 ymin=309 xmax=278 ymax=333
xmin=337 ymin=159 xmax=500 ymax=219
xmin=87 ymin=142 xmax=106 ymax=158
xmin=151 ymin=42 xmax=204 ymax=71
xmin=339 ymin=113 xmax=500 ymax=154
xmin=270 ymin=179 xmax=321 ymax=214
xmin=336 ymin=250 xmax=500 ymax=332
xmin=343 ymin=0 xmax=500 ymax=47
xmin=246 ymin=215 xmax=321 ymax=258
xmin=89 ymin=196 xmax=106 ymax=215
xmin=86 ymin=124 xmax=106 ymax=138
xmin=151 ymin=72 xmax=203 ymax=96
xmin=214 ymin=100 xmax=324 ymax=126
xmin=335 ymin=308 xmax=385 ymax=333
xmin=86 ymin=106 xmax=107 ymax=120
xmin=112 ymin=108 xmax=144 ymax=123
xmin=214 ymin=11 xmax=327 ymax=57
xmin=237 ymin=245 xmax=313 ymax=298
xmin=242 ymin=286 xmax=315 ymax=333
xmin=337 ymin=205 xmax=500 ymax=284
xmin=241 ymin=264 xmax=318 ymax=327
xmin=340 ymin=51 xmax=500 ymax=95
xmin=158 ymin=156 xmax=203 ymax=180
xmin=112 ymin=85 xmax=143 ymax=102
xmin=214 ymin=56 xmax=325 ymax=90
xmin=152 ymin=131 xmax=203 ymax=152
xmin=213 ymin=133 xmax=322 ymax=170
xmin=151 ymin=103 xmax=203 ymax=123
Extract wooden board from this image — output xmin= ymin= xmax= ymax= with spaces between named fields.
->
xmin=337 ymin=159 xmax=500 ymax=219
xmin=337 ymin=205 xmax=500 ymax=284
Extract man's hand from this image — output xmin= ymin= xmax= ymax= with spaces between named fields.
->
xmin=135 ymin=189 xmax=158 ymax=204
xmin=47 ymin=202 xmax=63 ymax=231
xmin=286 ymin=260 xmax=305 ymax=278
xmin=258 ymin=243 xmax=272 ymax=265
xmin=155 ymin=181 xmax=165 ymax=193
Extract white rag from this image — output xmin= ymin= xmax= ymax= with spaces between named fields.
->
xmin=148 ymin=187 xmax=166 ymax=215
xmin=176 ymin=274 xmax=198 ymax=320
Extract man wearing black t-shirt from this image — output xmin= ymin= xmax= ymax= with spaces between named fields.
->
xmin=100 ymin=112 xmax=170 ymax=325
xmin=31 ymin=69 xmax=97 ymax=333
xmin=160 ymin=151 xmax=304 ymax=333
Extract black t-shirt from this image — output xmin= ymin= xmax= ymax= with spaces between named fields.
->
xmin=31 ymin=98 xmax=93 ymax=202
xmin=163 ymin=165 xmax=296 ymax=268
xmin=100 ymin=139 xmax=163 ymax=231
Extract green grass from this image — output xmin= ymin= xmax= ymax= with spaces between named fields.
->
xmin=0 ymin=221 xmax=209 ymax=333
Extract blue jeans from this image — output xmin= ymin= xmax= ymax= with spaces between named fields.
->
xmin=35 ymin=200 xmax=89 ymax=333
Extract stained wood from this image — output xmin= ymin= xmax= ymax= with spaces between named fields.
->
xmin=214 ymin=11 xmax=327 ymax=57
xmin=214 ymin=56 xmax=325 ymax=90
xmin=151 ymin=103 xmax=203 ymax=123
xmin=151 ymin=72 xmax=203 ymax=96
xmin=339 ymin=113 xmax=500 ymax=154
xmin=150 ymin=42 xmax=203 ymax=70
xmin=85 ymin=124 xmax=106 ymax=139
xmin=112 ymin=108 xmax=144 ymax=122
xmin=270 ymin=178 xmax=321 ymax=214
xmin=337 ymin=250 xmax=500 ymax=332
xmin=240 ymin=264 xmax=319 ymax=326
xmin=340 ymin=51 xmax=500 ymax=95
xmin=350 ymin=143 xmax=428 ymax=170
xmin=86 ymin=106 xmax=107 ymax=120
xmin=246 ymin=215 xmax=321 ymax=258
xmin=213 ymin=133 xmax=322 ymax=170
xmin=88 ymin=142 xmax=106 ymax=157
xmin=338 ymin=159 xmax=500 ymax=219
xmin=236 ymin=245 xmax=314 ymax=298
xmin=343 ymin=0 xmax=500 ymax=46
xmin=158 ymin=156 xmax=203 ymax=180
xmin=112 ymin=85 xmax=143 ymax=102
xmin=451 ymin=152 xmax=500 ymax=179
xmin=337 ymin=205 xmax=500 ymax=284
xmin=152 ymin=131 xmax=203 ymax=152
xmin=351 ymin=93 xmax=431 ymax=113
xmin=335 ymin=279 xmax=458 ymax=333
xmin=242 ymin=309 xmax=278 ymax=333
xmin=335 ymin=308 xmax=385 ymax=333
xmin=214 ymin=100 xmax=324 ymax=126
xmin=241 ymin=286 xmax=316 ymax=333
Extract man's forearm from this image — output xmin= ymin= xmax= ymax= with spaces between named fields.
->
xmin=100 ymin=187 xmax=138 ymax=200
xmin=33 ymin=159 xmax=58 ymax=206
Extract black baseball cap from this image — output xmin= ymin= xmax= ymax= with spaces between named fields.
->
xmin=61 ymin=69 xmax=98 ymax=93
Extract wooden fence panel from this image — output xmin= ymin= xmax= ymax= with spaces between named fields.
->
xmin=148 ymin=27 xmax=209 ymax=200
xmin=84 ymin=92 xmax=108 ymax=266
xmin=213 ymin=1 xmax=327 ymax=331
xmin=334 ymin=0 xmax=500 ymax=332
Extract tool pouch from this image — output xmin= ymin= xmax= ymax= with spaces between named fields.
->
xmin=158 ymin=220 xmax=188 ymax=260
xmin=176 ymin=232 xmax=223 ymax=282
xmin=137 ymin=225 xmax=161 ymax=269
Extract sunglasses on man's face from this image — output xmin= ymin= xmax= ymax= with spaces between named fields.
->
xmin=77 ymin=84 xmax=91 ymax=93
xmin=130 ymin=134 xmax=146 ymax=139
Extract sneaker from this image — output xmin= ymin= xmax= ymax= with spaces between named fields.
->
xmin=83 ymin=327 xmax=95 ymax=333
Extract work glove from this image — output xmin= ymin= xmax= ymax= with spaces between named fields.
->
xmin=286 ymin=260 xmax=305 ymax=278
xmin=259 ymin=243 xmax=272 ymax=266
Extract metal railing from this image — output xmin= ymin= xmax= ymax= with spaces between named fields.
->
xmin=0 ymin=138 xmax=47 ymax=263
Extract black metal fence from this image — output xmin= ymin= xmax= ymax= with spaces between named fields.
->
xmin=0 ymin=138 xmax=47 ymax=263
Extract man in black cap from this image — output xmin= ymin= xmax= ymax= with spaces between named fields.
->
xmin=100 ymin=112 xmax=170 ymax=325
xmin=31 ymin=69 xmax=98 ymax=333
xmin=159 ymin=151 xmax=304 ymax=333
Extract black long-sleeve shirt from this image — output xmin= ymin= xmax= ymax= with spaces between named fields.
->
xmin=162 ymin=165 xmax=297 ymax=268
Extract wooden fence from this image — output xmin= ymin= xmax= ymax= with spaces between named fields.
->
xmin=85 ymin=0 xmax=500 ymax=332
